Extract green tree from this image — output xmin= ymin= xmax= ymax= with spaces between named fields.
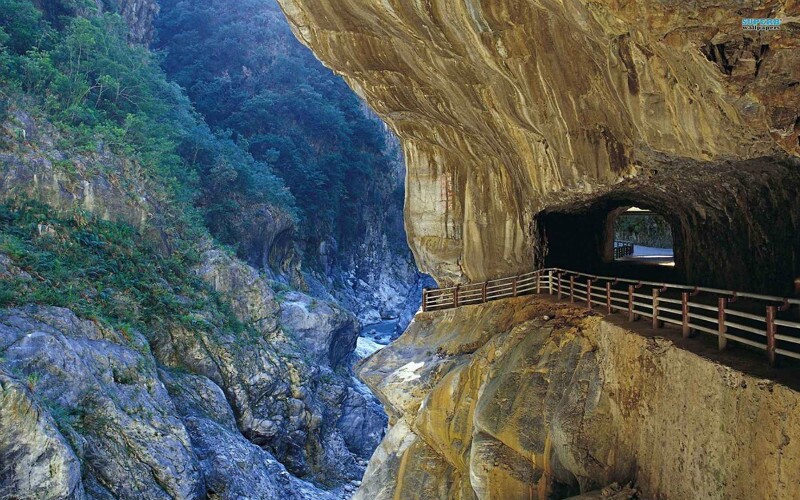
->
xmin=155 ymin=0 xmax=392 ymax=260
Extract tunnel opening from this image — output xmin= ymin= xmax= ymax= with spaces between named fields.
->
xmin=533 ymin=157 xmax=800 ymax=296
xmin=537 ymin=198 xmax=685 ymax=284
xmin=609 ymin=207 xmax=675 ymax=267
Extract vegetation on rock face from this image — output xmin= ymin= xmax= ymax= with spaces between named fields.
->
xmin=0 ymin=200 xmax=245 ymax=340
xmin=0 ymin=0 xmax=296 ymax=250
xmin=615 ymin=212 xmax=673 ymax=248
xmin=154 ymin=0 xmax=399 ymax=257
xmin=1 ymin=0 xmax=409 ymax=276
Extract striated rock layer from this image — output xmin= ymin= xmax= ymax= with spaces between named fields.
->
xmin=277 ymin=0 xmax=800 ymax=292
xmin=357 ymin=298 xmax=800 ymax=499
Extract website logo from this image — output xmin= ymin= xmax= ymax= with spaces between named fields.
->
xmin=742 ymin=18 xmax=782 ymax=30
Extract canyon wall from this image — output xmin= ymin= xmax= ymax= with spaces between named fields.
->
xmin=274 ymin=2 xmax=800 ymax=497
xmin=357 ymin=298 xmax=800 ymax=499
xmin=0 ymin=93 xmax=384 ymax=499
xmin=277 ymin=0 xmax=800 ymax=292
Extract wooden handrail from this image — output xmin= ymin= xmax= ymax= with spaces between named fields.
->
xmin=421 ymin=267 xmax=800 ymax=366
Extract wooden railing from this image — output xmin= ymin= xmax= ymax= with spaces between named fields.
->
xmin=422 ymin=268 xmax=800 ymax=366
xmin=613 ymin=240 xmax=635 ymax=259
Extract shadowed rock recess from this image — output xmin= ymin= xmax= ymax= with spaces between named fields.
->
xmin=277 ymin=0 xmax=800 ymax=293
xmin=275 ymin=0 xmax=800 ymax=498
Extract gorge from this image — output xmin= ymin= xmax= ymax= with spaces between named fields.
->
xmin=275 ymin=0 xmax=800 ymax=498
xmin=1 ymin=0 xmax=800 ymax=499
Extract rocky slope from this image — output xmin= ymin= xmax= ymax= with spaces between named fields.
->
xmin=0 ymin=98 xmax=386 ymax=496
xmin=277 ymin=0 xmax=800 ymax=293
xmin=357 ymin=298 xmax=800 ymax=499
xmin=0 ymin=304 xmax=340 ymax=499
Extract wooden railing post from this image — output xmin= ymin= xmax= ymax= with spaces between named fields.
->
xmin=569 ymin=276 xmax=575 ymax=303
xmin=627 ymin=285 xmax=634 ymax=322
xmin=586 ymin=279 xmax=593 ymax=309
xmin=557 ymin=273 xmax=563 ymax=300
xmin=681 ymin=292 xmax=690 ymax=338
xmin=718 ymin=297 xmax=727 ymax=351
xmin=421 ymin=270 xmax=796 ymax=371
xmin=766 ymin=305 xmax=777 ymax=367
xmin=652 ymin=288 xmax=660 ymax=330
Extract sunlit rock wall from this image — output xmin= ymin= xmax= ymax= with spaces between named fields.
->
xmin=357 ymin=298 xmax=800 ymax=499
xmin=277 ymin=0 xmax=800 ymax=288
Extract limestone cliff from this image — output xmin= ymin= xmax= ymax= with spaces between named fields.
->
xmin=277 ymin=0 xmax=800 ymax=292
xmin=357 ymin=298 xmax=800 ymax=499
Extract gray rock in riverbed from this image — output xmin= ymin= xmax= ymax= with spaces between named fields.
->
xmin=279 ymin=291 xmax=359 ymax=368
xmin=0 ymin=305 xmax=364 ymax=498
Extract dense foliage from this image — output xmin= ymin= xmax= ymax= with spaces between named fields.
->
xmin=155 ymin=0 xmax=392 ymax=252
xmin=615 ymin=213 xmax=674 ymax=248
xmin=0 ymin=200 xmax=245 ymax=339
xmin=0 ymin=0 xmax=296 ymax=244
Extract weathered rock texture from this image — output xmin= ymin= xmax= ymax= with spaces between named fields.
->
xmin=114 ymin=0 xmax=160 ymax=44
xmin=357 ymin=298 xmax=800 ymax=499
xmin=0 ymin=296 xmax=377 ymax=499
xmin=277 ymin=0 xmax=800 ymax=292
xmin=0 ymin=102 xmax=386 ymax=496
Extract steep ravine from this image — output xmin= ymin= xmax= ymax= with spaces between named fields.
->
xmin=0 ymin=97 xmax=387 ymax=497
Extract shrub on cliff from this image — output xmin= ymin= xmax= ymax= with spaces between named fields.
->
xmin=0 ymin=199 xmax=245 ymax=340
xmin=0 ymin=1 xmax=297 ymax=252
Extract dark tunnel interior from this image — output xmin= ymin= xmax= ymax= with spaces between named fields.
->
xmin=538 ymin=199 xmax=685 ymax=284
xmin=534 ymin=156 xmax=800 ymax=296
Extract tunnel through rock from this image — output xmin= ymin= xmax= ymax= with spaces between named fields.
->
xmin=610 ymin=207 xmax=675 ymax=266
xmin=538 ymin=199 xmax=684 ymax=284
xmin=536 ymin=156 xmax=800 ymax=295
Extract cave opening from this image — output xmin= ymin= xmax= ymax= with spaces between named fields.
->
xmin=538 ymin=198 xmax=685 ymax=284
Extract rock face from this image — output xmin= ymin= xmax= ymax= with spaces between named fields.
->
xmin=0 ymin=370 xmax=84 ymax=500
xmin=0 ymin=79 xmax=386 ymax=498
xmin=277 ymin=0 xmax=800 ymax=292
xmin=356 ymin=298 xmax=800 ymax=499
xmin=0 ymin=104 xmax=155 ymax=237
xmin=114 ymin=0 xmax=160 ymax=44
xmin=192 ymin=249 xmax=386 ymax=483
xmin=0 ymin=298 xmax=380 ymax=499
xmin=280 ymin=291 xmax=359 ymax=368
xmin=0 ymin=307 xmax=204 ymax=499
